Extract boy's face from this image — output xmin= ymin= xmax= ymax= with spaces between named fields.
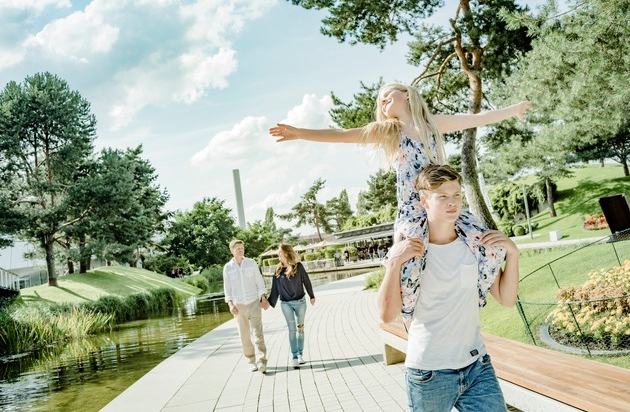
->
xmin=420 ymin=180 xmax=462 ymax=224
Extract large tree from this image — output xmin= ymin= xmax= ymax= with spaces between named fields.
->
xmin=290 ymin=0 xmax=533 ymax=228
xmin=63 ymin=146 xmax=169 ymax=272
xmin=163 ymin=197 xmax=238 ymax=270
xmin=325 ymin=188 xmax=353 ymax=230
xmin=498 ymin=0 xmax=630 ymax=177
xmin=0 ymin=72 xmax=96 ymax=285
xmin=279 ymin=178 xmax=332 ymax=241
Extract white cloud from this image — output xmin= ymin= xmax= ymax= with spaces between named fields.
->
xmin=283 ymin=93 xmax=334 ymax=128
xmin=26 ymin=2 xmax=119 ymax=62
xmin=190 ymin=115 xmax=270 ymax=167
xmin=1 ymin=0 xmax=70 ymax=12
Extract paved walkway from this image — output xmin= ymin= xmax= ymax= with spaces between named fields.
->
xmin=102 ymin=274 xmax=409 ymax=411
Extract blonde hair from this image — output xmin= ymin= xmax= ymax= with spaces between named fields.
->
xmin=275 ymin=243 xmax=299 ymax=278
xmin=363 ymin=83 xmax=445 ymax=164
xmin=415 ymin=164 xmax=461 ymax=192
xmin=229 ymin=239 xmax=243 ymax=250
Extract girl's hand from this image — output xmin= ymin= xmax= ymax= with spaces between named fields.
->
xmin=515 ymin=101 xmax=531 ymax=122
xmin=481 ymin=230 xmax=518 ymax=256
xmin=269 ymin=123 xmax=299 ymax=142
xmin=310 ymin=298 xmax=316 ymax=306
xmin=388 ymin=238 xmax=424 ymax=265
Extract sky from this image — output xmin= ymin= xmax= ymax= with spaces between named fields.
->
xmin=0 ymin=0 xmax=552 ymax=260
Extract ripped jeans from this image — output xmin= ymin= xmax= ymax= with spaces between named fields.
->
xmin=280 ymin=297 xmax=307 ymax=359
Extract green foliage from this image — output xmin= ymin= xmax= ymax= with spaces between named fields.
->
xmin=497 ymin=0 xmax=630 ymax=179
xmin=0 ymin=72 xmax=97 ymax=283
xmin=200 ymin=265 xmax=223 ymax=282
xmin=303 ymin=253 xmax=320 ymax=262
xmin=279 ymin=178 xmax=332 ymax=240
xmin=237 ymin=215 xmax=292 ymax=260
xmin=512 ymin=225 xmax=526 ymax=236
xmin=497 ymin=219 xmax=514 ymax=237
xmin=0 ymin=287 xmax=181 ymax=355
xmin=263 ymin=257 xmax=280 ymax=267
xmin=143 ymin=254 xmax=192 ymax=277
xmin=363 ymin=169 xmax=397 ymax=213
xmin=182 ymin=274 xmax=210 ymax=293
xmin=329 ymin=80 xmax=381 ymax=127
xmin=325 ymin=189 xmax=354 ymax=231
xmin=163 ymin=197 xmax=238 ymax=269
xmin=364 ymin=269 xmax=385 ymax=290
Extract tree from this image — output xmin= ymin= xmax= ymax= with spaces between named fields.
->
xmin=290 ymin=0 xmax=534 ymax=229
xmin=237 ymin=207 xmax=294 ymax=258
xmin=0 ymin=72 xmax=96 ymax=286
xmin=62 ymin=146 xmax=169 ymax=272
xmin=279 ymin=178 xmax=332 ymax=241
xmin=325 ymin=189 xmax=353 ymax=230
xmin=362 ymin=169 xmax=397 ymax=213
xmin=163 ymin=197 xmax=238 ymax=270
xmin=499 ymin=0 xmax=630 ymax=177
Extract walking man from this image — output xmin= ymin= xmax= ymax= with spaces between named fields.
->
xmin=223 ymin=239 xmax=270 ymax=373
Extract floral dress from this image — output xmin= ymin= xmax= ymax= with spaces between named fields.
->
xmin=394 ymin=133 xmax=507 ymax=322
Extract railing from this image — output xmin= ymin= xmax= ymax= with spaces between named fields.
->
xmin=516 ymin=228 xmax=630 ymax=354
xmin=0 ymin=267 xmax=20 ymax=292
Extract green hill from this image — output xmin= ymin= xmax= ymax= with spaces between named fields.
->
xmin=19 ymin=266 xmax=201 ymax=305
xmin=513 ymin=164 xmax=629 ymax=243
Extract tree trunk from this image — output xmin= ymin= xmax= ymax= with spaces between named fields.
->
xmin=461 ymin=129 xmax=497 ymax=229
xmin=622 ymin=158 xmax=629 ymax=177
xmin=545 ymin=177 xmax=557 ymax=217
xmin=44 ymin=235 xmax=58 ymax=286
xmin=67 ymin=259 xmax=74 ymax=275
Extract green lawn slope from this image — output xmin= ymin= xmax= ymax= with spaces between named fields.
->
xmin=513 ymin=164 xmax=629 ymax=244
xmin=19 ymin=266 xmax=201 ymax=305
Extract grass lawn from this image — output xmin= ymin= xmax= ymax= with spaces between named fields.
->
xmin=512 ymin=164 xmax=629 ymax=244
xmin=19 ymin=266 xmax=201 ymax=305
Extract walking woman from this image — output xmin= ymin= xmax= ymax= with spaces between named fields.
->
xmin=268 ymin=243 xmax=316 ymax=368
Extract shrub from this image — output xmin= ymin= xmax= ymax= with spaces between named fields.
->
xmin=497 ymin=219 xmax=514 ymax=237
xmin=583 ymin=213 xmax=609 ymax=230
xmin=303 ymin=253 xmax=320 ymax=261
xmin=182 ymin=274 xmax=210 ymax=293
xmin=200 ymin=264 xmax=223 ymax=282
xmin=364 ymin=269 xmax=385 ymax=290
xmin=546 ymin=260 xmax=630 ymax=349
xmin=512 ymin=225 xmax=526 ymax=236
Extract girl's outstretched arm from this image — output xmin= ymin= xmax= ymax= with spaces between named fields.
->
xmin=433 ymin=101 xmax=531 ymax=134
xmin=269 ymin=123 xmax=374 ymax=143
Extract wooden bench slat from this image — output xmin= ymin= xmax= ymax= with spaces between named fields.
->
xmin=380 ymin=322 xmax=630 ymax=412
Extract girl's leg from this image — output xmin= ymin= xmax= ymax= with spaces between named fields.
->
xmin=294 ymin=298 xmax=307 ymax=356
xmin=280 ymin=301 xmax=299 ymax=359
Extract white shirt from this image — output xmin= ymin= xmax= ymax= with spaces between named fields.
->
xmin=223 ymin=257 xmax=266 ymax=305
xmin=405 ymin=238 xmax=486 ymax=370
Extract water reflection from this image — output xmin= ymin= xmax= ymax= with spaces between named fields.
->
xmin=0 ymin=293 xmax=232 ymax=412
xmin=0 ymin=272 xmax=370 ymax=412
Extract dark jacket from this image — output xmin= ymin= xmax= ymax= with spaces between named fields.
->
xmin=268 ymin=262 xmax=314 ymax=307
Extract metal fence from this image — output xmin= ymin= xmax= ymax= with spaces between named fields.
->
xmin=0 ymin=268 xmax=20 ymax=293
xmin=516 ymin=229 xmax=630 ymax=355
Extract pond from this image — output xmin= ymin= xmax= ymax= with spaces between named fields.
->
xmin=0 ymin=270 xmax=372 ymax=411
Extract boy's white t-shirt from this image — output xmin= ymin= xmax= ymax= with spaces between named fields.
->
xmin=404 ymin=238 xmax=487 ymax=370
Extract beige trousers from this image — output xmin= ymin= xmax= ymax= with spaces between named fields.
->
xmin=235 ymin=299 xmax=267 ymax=364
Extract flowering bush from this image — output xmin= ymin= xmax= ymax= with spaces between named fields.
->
xmin=583 ymin=212 xmax=608 ymax=230
xmin=546 ymin=260 xmax=630 ymax=349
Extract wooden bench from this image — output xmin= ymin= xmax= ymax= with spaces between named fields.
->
xmin=380 ymin=321 xmax=630 ymax=412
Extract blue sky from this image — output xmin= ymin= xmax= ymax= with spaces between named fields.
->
xmin=0 ymin=0 xmax=550 ymax=247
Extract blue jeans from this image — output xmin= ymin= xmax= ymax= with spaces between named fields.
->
xmin=280 ymin=297 xmax=306 ymax=359
xmin=406 ymin=354 xmax=507 ymax=412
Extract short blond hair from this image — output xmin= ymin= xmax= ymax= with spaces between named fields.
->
xmin=416 ymin=164 xmax=461 ymax=192
xmin=229 ymin=239 xmax=244 ymax=250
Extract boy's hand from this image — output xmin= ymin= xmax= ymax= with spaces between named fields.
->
xmin=481 ymin=230 xmax=518 ymax=256
xmin=269 ymin=123 xmax=299 ymax=142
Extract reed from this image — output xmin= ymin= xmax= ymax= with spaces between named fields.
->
xmin=0 ymin=288 xmax=184 ymax=356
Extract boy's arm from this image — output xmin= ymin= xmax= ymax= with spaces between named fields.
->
xmin=269 ymin=124 xmax=372 ymax=143
xmin=377 ymin=238 xmax=424 ymax=323
xmin=433 ymin=101 xmax=531 ymax=134
xmin=483 ymin=230 xmax=519 ymax=307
